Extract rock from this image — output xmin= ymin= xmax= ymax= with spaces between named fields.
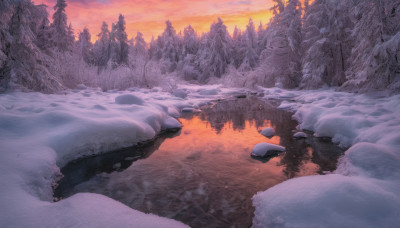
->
xmin=115 ymin=94 xmax=144 ymax=105
xmin=251 ymin=143 xmax=285 ymax=157
xmin=236 ymin=94 xmax=247 ymax=99
xmin=260 ymin=127 xmax=275 ymax=138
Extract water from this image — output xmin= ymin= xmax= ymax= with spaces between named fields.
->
xmin=54 ymin=97 xmax=343 ymax=227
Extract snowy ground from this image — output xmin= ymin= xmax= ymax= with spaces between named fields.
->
xmin=1 ymin=84 xmax=399 ymax=227
xmin=254 ymin=87 xmax=400 ymax=228
xmin=0 ymin=84 xmax=246 ymax=227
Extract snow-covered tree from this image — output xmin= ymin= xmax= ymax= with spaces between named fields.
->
xmin=5 ymin=0 xmax=62 ymax=92
xmin=93 ymin=22 xmax=111 ymax=69
xmin=51 ymin=0 xmax=74 ymax=51
xmin=259 ymin=0 xmax=302 ymax=88
xmin=77 ymin=28 xmax=93 ymax=65
xmin=183 ymin=25 xmax=198 ymax=56
xmin=300 ymin=0 xmax=353 ymax=89
xmin=110 ymin=14 xmax=129 ymax=67
xmin=239 ymin=18 xmax=259 ymax=71
xmin=131 ymin=32 xmax=148 ymax=69
xmin=160 ymin=20 xmax=181 ymax=72
xmin=231 ymin=26 xmax=244 ymax=68
xmin=204 ymin=18 xmax=231 ymax=79
xmin=342 ymin=0 xmax=400 ymax=93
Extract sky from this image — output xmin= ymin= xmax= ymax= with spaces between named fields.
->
xmin=33 ymin=0 xmax=275 ymax=42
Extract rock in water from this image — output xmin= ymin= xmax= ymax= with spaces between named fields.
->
xmin=251 ymin=143 xmax=285 ymax=157
xmin=293 ymin=131 xmax=307 ymax=139
xmin=260 ymin=127 xmax=275 ymax=138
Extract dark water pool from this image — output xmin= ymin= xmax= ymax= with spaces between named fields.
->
xmin=54 ymin=97 xmax=343 ymax=227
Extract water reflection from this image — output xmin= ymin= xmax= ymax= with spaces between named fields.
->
xmin=55 ymin=97 xmax=343 ymax=228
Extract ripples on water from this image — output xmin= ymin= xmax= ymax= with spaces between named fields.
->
xmin=55 ymin=97 xmax=343 ymax=228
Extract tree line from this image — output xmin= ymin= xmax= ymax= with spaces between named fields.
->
xmin=0 ymin=0 xmax=399 ymax=93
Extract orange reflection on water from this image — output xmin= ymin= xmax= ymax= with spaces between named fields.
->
xmin=159 ymin=116 xmax=281 ymax=157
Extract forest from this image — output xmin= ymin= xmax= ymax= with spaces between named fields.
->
xmin=1 ymin=0 xmax=399 ymax=94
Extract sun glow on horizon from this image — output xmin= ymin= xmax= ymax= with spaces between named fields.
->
xmin=33 ymin=0 xmax=276 ymax=42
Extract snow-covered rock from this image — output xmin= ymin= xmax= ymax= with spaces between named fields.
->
xmin=199 ymin=88 xmax=219 ymax=95
xmin=260 ymin=127 xmax=275 ymax=138
xmin=293 ymin=131 xmax=307 ymax=139
xmin=251 ymin=143 xmax=285 ymax=157
xmin=172 ymin=89 xmax=188 ymax=99
xmin=115 ymin=94 xmax=144 ymax=105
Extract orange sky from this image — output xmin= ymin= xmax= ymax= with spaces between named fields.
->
xmin=33 ymin=0 xmax=276 ymax=42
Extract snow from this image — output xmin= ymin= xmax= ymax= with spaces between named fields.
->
xmin=260 ymin=127 xmax=275 ymax=138
xmin=0 ymin=84 xmax=244 ymax=227
xmin=253 ymin=87 xmax=400 ymax=227
xmin=251 ymin=143 xmax=285 ymax=157
xmin=293 ymin=131 xmax=307 ymax=139
xmin=162 ymin=117 xmax=182 ymax=131
xmin=115 ymin=94 xmax=144 ymax=105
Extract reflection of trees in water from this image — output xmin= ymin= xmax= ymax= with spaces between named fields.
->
xmin=54 ymin=132 xmax=179 ymax=200
xmin=199 ymin=97 xmax=295 ymax=134
xmin=198 ymin=97 xmax=343 ymax=179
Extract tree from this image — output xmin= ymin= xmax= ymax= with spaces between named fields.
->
xmin=160 ymin=20 xmax=181 ymax=72
xmin=77 ymin=28 xmax=93 ymax=64
xmin=239 ymin=18 xmax=259 ymax=71
xmin=300 ymin=0 xmax=353 ymax=89
xmin=93 ymin=22 xmax=111 ymax=69
xmin=183 ymin=25 xmax=198 ymax=56
xmin=51 ymin=0 xmax=74 ymax=51
xmin=259 ymin=0 xmax=302 ymax=88
xmin=115 ymin=14 xmax=129 ymax=65
xmin=206 ymin=18 xmax=231 ymax=78
xmin=5 ymin=0 xmax=62 ymax=92
xmin=131 ymin=32 xmax=147 ymax=69
xmin=341 ymin=0 xmax=400 ymax=93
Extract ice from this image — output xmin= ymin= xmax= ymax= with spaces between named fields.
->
xmin=115 ymin=94 xmax=144 ymax=105
xmin=251 ymin=143 xmax=285 ymax=157
xmin=260 ymin=127 xmax=275 ymax=138
xmin=293 ymin=131 xmax=307 ymax=139
xmin=198 ymin=88 xmax=219 ymax=95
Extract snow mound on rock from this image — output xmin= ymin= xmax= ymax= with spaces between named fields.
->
xmin=293 ymin=131 xmax=307 ymax=139
xmin=260 ymin=127 xmax=275 ymax=138
xmin=115 ymin=94 xmax=144 ymax=105
xmin=251 ymin=143 xmax=285 ymax=157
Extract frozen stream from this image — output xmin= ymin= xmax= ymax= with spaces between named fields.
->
xmin=54 ymin=97 xmax=343 ymax=227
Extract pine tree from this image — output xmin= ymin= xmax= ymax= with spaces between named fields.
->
xmin=183 ymin=25 xmax=198 ymax=56
xmin=132 ymin=32 xmax=147 ymax=68
xmin=77 ymin=28 xmax=93 ymax=64
xmin=93 ymin=22 xmax=111 ymax=69
xmin=6 ymin=0 xmax=62 ymax=92
xmin=260 ymin=0 xmax=302 ymax=88
xmin=206 ymin=18 xmax=231 ymax=78
xmin=160 ymin=20 xmax=180 ymax=72
xmin=239 ymin=18 xmax=259 ymax=71
xmin=342 ymin=0 xmax=400 ymax=93
xmin=51 ymin=0 xmax=74 ymax=51
xmin=115 ymin=14 xmax=129 ymax=65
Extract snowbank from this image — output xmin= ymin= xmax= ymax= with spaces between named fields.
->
xmin=0 ymin=84 xmax=243 ymax=227
xmin=253 ymin=87 xmax=400 ymax=227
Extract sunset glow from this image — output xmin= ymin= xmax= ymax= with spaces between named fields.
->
xmin=33 ymin=0 xmax=275 ymax=42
